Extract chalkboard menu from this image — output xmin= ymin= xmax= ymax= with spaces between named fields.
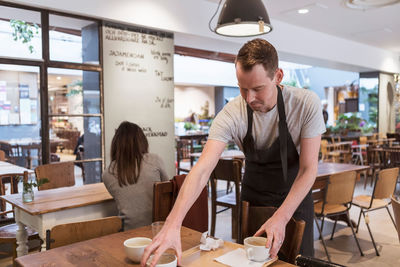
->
xmin=103 ymin=23 xmax=175 ymax=176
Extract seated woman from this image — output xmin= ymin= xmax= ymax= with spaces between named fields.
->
xmin=103 ymin=121 xmax=168 ymax=230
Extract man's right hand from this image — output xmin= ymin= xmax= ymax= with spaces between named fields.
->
xmin=140 ymin=222 xmax=182 ymax=267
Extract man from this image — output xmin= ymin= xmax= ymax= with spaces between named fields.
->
xmin=142 ymin=39 xmax=325 ymax=267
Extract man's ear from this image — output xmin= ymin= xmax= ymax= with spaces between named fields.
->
xmin=274 ymin=68 xmax=284 ymax=84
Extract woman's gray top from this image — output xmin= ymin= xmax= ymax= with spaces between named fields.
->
xmin=102 ymin=153 xmax=169 ymax=230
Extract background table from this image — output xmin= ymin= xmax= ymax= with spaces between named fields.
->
xmin=0 ymin=183 xmax=117 ymax=256
xmin=15 ymin=226 xmax=294 ymax=267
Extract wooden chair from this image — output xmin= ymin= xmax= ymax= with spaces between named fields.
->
xmin=0 ymin=141 xmax=20 ymax=164
xmin=0 ymin=150 xmax=5 ymax=161
xmin=0 ymin=171 xmax=40 ymax=267
xmin=46 ymin=216 xmax=122 ymax=249
xmin=35 ymin=161 xmax=75 ymax=190
xmin=352 ymin=167 xmax=399 ymax=255
xmin=314 ymin=171 xmax=364 ymax=259
xmin=320 ymin=140 xmax=340 ymax=163
xmin=240 ymin=201 xmax=305 ymax=264
xmin=153 ymin=174 xmax=208 ymax=233
xmin=210 ymin=159 xmax=242 ymax=240
xmin=176 ymin=139 xmax=192 ymax=174
xmin=391 ymin=195 xmax=400 ymax=242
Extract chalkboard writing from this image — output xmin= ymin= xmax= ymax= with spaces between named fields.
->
xmin=109 ymin=50 xmax=144 ymax=59
xmin=151 ymin=50 xmax=172 ymax=64
xmin=154 ymin=70 xmax=173 ymax=82
xmin=142 ymin=126 xmax=168 ymax=137
xmin=104 ymin=27 xmax=168 ymax=46
xmin=155 ymin=96 xmax=174 ymax=108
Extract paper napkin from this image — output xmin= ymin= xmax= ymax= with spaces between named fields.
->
xmin=199 ymin=231 xmax=224 ymax=251
xmin=214 ymin=248 xmax=273 ymax=267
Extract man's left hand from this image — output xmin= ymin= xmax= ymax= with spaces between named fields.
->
xmin=254 ymin=214 xmax=288 ymax=258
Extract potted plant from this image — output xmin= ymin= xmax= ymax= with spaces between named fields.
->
xmin=21 ymin=177 xmax=49 ymax=203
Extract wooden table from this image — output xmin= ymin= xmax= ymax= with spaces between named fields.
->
xmin=0 ymin=183 xmax=117 ymax=256
xmin=0 ymin=161 xmax=33 ymax=175
xmin=190 ymin=150 xmax=245 ymax=159
xmin=15 ymin=226 xmax=294 ymax=267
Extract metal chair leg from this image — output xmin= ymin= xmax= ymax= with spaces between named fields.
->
xmin=347 ymin=211 xmax=364 ymax=256
xmin=320 ymin=216 xmax=325 ymax=238
xmin=386 ymin=206 xmax=397 ymax=229
xmin=356 ymin=209 xmax=363 ymax=233
xmin=330 ymin=219 xmax=337 ymax=240
xmin=362 ymin=211 xmax=379 ymax=256
xmin=314 ymin=215 xmax=331 ymax=262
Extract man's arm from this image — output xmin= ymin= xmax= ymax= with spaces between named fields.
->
xmin=254 ymin=135 xmax=321 ymax=258
xmin=141 ymin=139 xmax=227 ymax=267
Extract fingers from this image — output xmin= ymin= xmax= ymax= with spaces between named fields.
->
xmin=269 ymin=234 xmax=284 ymax=258
xmin=175 ymin=243 xmax=182 ymax=265
xmin=254 ymin=225 xmax=266 ymax=237
xmin=265 ymin=229 xmax=273 ymax=250
xmin=141 ymin=239 xmax=161 ymax=267
xmin=147 ymin=247 xmax=165 ymax=267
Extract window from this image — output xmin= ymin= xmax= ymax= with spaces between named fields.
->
xmin=0 ymin=3 xmax=103 ymax=184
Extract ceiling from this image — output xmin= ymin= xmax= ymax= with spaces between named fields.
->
xmin=208 ymin=0 xmax=400 ymax=53
xmin=265 ymin=0 xmax=400 ymax=52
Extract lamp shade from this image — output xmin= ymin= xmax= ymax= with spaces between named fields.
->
xmin=215 ymin=0 xmax=272 ymax=37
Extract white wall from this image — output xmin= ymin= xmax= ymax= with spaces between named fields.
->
xmin=174 ymin=85 xmax=215 ymax=120
xmin=11 ymin=0 xmax=400 ymax=73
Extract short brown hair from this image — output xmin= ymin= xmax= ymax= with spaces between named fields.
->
xmin=109 ymin=121 xmax=149 ymax=186
xmin=236 ymin=38 xmax=278 ymax=78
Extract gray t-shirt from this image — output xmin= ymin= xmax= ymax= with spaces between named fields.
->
xmin=209 ymin=85 xmax=326 ymax=153
xmin=102 ymin=153 xmax=169 ymax=230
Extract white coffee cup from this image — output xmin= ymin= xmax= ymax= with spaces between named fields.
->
xmin=124 ymin=237 xmax=152 ymax=263
xmin=146 ymin=253 xmax=177 ymax=267
xmin=244 ymin=236 xmax=270 ymax=262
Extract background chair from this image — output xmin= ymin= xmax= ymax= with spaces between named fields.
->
xmin=240 ymin=201 xmax=305 ymax=264
xmin=209 ymin=158 xmax=242 ymax=240
xmin=0 ymin=171 xmax=40 ymax=267
xmin=176 ymin=139 xmax=193 ymax=174
xmin=0 ymin=150 xmax=5 ymax=161
xmin=35 ymin=161 xmax=75 ymax=190
xmin=314 ymin=171 xmax=364 ymax=259
xmin=352 ymin=167 xmax=399 ymax=255
xmin=153 ymin=174 xmax=208 ymax=232
xmin=46 ymin=216 xmax=122 ymax=249
xmin=391 ymin=195 xmax=400 ymax=242
xmin=320 ymin=140 xmax=340 ymax=163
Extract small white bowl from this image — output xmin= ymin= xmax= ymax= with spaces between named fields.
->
xmin=124 ymin=237 xmax=152 ymax=263
xmin=146 ymin=253 xmax=177 ymax=267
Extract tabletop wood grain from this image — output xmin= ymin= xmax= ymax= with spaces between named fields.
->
xmin=0 ymin=183 xmax=113 ymax=215
xmin=16 ymin=226 xmax=294 ymax=267
xmin=317 ymin=162 xmax=369 ymax=178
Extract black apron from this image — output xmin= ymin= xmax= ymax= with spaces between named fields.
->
xmin=241 ymin=85 xmax=314 ymax=257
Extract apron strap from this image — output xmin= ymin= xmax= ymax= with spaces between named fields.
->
xmin=243 ymin=104 xmax=254 ymax=154
xmin=277 ymin=86 xmax=288 ymax=184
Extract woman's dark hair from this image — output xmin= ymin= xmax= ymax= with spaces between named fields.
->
xmin=109 ymin=121 xmax=149 ymax=186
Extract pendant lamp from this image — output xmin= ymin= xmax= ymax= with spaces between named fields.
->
xmin=215 ymin=0 xmax=272 ymax=37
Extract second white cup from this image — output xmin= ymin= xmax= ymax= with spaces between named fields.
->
xmin=244 ymin=236 xmax=270 ymax=262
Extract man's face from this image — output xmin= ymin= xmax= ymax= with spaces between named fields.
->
xmin=236 ymin=62 xmax=283 ymax=113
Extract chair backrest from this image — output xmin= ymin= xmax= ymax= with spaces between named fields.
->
xmin=325 ymin=171 xmax=357 ymax=205
xmin=153 ymin=174 xmax=208 ymax=232
xmin=0 ymin=172 xmax=28 ymax=216
xmin=320 ymin=140 xmax=328 ymax=155
xmin=35 ymin=161 xmax=75 ymax=190
xmin=176 ymin=139 xmax=192 ymax=161
xmin=373 ymin=167 xmax=399 ymax=199
xmin=241 ymin=201 xmax=305 ymax=264
xmin=0 ymin=150 xmax=5 ymax=161
xmin=153 ymin=180 xmax=174 ymax=222
xmin=391 ymin=195 xmax=400 ymax=242
xmin=359 ymin=136 xmax=367 ymax=145
xmin=46 ymin=216 xmax=122 ymax=249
